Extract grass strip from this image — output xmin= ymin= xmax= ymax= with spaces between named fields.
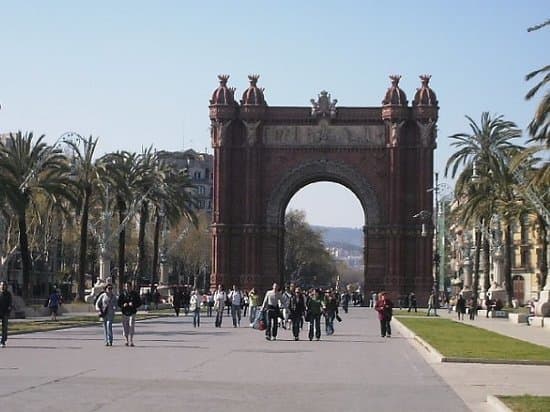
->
xmin=9 ymin=313 xmax=166 ymax=335
xmin=497 ymin=395 xmax=550 ymax=412
xmin=396 ymin=317 xmax=550 ymax=362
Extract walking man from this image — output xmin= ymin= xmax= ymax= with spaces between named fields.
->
xmin=228 ymin=285 xmax=243 ymax=327
xmin=248 ymin=288 xmax=259 ymax=326
xmin=0 ymin=281 xmax=13 ymax=348
xmin=261 ymin=282 xmax=281 ymax=341
xmin=96 ymin=284 xmax=117 ymax=346
xmin=407 ymin=292 xmax=417 ymax=312
xmin=306 ymin=289 xmax=323 ymax=341
xmin=118 ymin=282 xmax=141 ymax=347
xmin=427 ymin=291 xmax=437 ymax=316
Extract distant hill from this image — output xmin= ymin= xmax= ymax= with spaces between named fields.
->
xmin=312 ymin=225 xmax=363 ymax=248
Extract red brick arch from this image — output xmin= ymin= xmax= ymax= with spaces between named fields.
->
xmin=209 ymin=75 xmax=438 ymax=302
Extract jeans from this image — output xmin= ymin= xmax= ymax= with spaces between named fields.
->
xmin=265 ymin=307 xmax=278 ymax=339
xmin=231 ymin=305 xmax=241 ymax=327
xmin=325 ymin=312 xmax=335 ymax=336
xmin=122 ymin=314 xmax=136 ymax=341
xmin=291 ymin=314 xmax=302 ymax=338
xmin=103 ymin=319 xmax=113 ymax=344
xmin=207 ymin=304 xmax=213 ymax=317
xmin=379 ymin=318 xmax=391 ymax=337
xmin=1 ymin=314 xmax=8 ymax=344
xmin=249 ymin=306 xmax=258 ymax=324
xmin=308 ymin=314 xmax=321 ymax=340
xmin=193 ymin=309 xmax=201 ymax=327
xmin=215 ymin=309 xmax=223 ymax=327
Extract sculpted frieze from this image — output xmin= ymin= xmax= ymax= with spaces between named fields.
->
xmin=262 ymin=124 xmax=385 ymax=147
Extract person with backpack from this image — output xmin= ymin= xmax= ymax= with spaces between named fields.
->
xmin=117 ymin=282 xmax=142 ymax=347
xmin=95 ymin=284 xmax=117 ymax=346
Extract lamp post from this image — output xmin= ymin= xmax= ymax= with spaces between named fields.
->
xmin=413 ymin=209 xmax=436 ymax=292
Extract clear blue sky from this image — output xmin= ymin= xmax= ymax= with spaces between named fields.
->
xmin=1 ymin=1 xmax=547 ymax=227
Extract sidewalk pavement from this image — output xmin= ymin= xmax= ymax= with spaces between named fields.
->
xmin=392 ymin=307 xmax=550 ymax=412
xmin=1 ymin=307 xmax=467 ymax=412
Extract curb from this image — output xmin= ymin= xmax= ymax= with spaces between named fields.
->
xmin=487 ymin=395 xmax=513 ymax=412
xmin=393 ymin=317 xmax=550 ymax=366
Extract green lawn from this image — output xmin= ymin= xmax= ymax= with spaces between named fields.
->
xmin=396 ymin=317 xmax=550 ymax=362
xmin=9 ymin=313 xmax=166 ymax=335
xmin=498 ymin=395 xmax=550 ymax=412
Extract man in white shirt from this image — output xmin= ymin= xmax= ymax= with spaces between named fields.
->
xmin=228 ymin=285 xmax=243 ymax=327
xmin=261 ymin=283 xmax=282 ymax=341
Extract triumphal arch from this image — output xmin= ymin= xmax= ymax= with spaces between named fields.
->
xmin=209 ymin=74 xmax=439 ymax=301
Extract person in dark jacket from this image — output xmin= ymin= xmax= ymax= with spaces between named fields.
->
xmin=289 ymin=286 xmax=306 ymax=341
xmin=48 ymin=289 xmax=62 ymax=321
xmin=323 ymin=292 xmax=339 ymax=336
xmin=306 ymin=289 xmax=323 ymax=341
xmin=172 ymin=287 xmax=183 ymax=317
xmin=0 ymin=281 xmax=13 ymax=348
xmin=118 ymin=282 xmax=142 ymax=347
xmin=375 ymin=292 xmax=393 ymax=338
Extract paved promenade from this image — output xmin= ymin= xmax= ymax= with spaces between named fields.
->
xmin=1 ymin=308 xmax=467 ymax=412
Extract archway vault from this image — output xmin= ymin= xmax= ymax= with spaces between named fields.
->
xmin=208 ymin=74 xmax=439 ymax=303
xmin=266 ymin=159 xmax=380 ymax=227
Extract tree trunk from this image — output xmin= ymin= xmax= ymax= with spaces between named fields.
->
xmin=482 ymin=227 xmax=491 ymax=293
xmin=472 ymin=225 xmax=482 ymax=303
xmin=17 ymin=210 xmax=32 ymax=300
xmin=137 ymin=201 xmax=148 ymax=284
xmin=77 ymin=186 xmax=91 ymax=302
xmin=503 ymin=220 xmax=514 ymax=305
xmin=151 ymin=207 xmax=161 ymax=288
xmin=538 ymin=215 xmax=548 ymax=289
xmin=117 ymin=198 xmax=126 ymax=291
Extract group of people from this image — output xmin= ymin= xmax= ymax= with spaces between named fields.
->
xmin=259 ymin=283 xmax=342 ymax=341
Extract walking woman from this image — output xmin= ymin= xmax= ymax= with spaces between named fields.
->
xmin=375 ymin=292 xmax=393 ymax=338
xmin=190 ymin=288 xmax=202 ymax=327
xmin=289 ymin=286 xmax=306 ymax=340
xmin=306 ymin=289 xmax=323 ymax=341
xmin=95 ymin=284 xmax=117 ymax=346
xmin=213 ymin=285 xmax=227 ymax=328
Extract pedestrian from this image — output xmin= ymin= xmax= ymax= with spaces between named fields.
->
xmin=407 ymin=292 xmax=417 ymax=313
xmin=95 ymin=284 xmax=117 ymax=346
xmin=242 ymin=290 xmax=249 ymax=317
xmin=289 ymin=286 xmax=306 ymax=340
xmin=323 ymin=292 xmax=339 ymax=336
xmin=261 ymin=282 xmax=282 ymax=341
xmin=306 ymin=289 xmax=323 ymax=341
xmin=370 ymin=291 xmax=377 ymax=308
xmin=341 ymin=290 xmax=350 ymax=314
xmin=206 ymin=292 xmax=214 ymax=317
xmin=484 ymin=295 xmax=493 ymax=318
xmin=375 ymin=291 xmax=393 ymax=338
xmin=280 ymin=285 xmax=291 ymax=329
xmin=228 ymin=285 xmax=243 ymax=327
xmin=172 ymin=286 xmax=183 ymax=317
xmin=213 ymin=285 xmax=227 ymax=327
xmin=47 ymin=288 xmax=62 ymax=321
xmin=427 ymin=292 xmax=437 ymax=316
xmin=117 ymin=282 xmax=142 ymax=347
xmin=248 ymin=288 xmax=259 ymax=325
xmin=190 ymin=288 xmax=202 ymax=327
xmin=468 ymin=297 xmax=477 ymax=320
xmin=182 ymin=287 xmax=191 ymax=315
xmin=0 ymin=281 xmax=13 ymax=348
xmin=456 ymin=294 xmax=466 ymax=320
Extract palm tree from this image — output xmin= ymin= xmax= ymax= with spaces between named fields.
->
xmin=150 ymin=163 xmax=197 ymax=286
xmin=445 ymin=113 xmax=523 ymax=304
xmin=97 ymin=151 xmax=141 ymax=291
xmin=0 ymin=132 xmax=76 ymax=299
xmin=65 ymin=135 xmax=99 ymax=302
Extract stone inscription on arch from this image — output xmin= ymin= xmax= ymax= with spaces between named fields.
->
xmin=263 ymin=124 xmax=386 ymax=147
